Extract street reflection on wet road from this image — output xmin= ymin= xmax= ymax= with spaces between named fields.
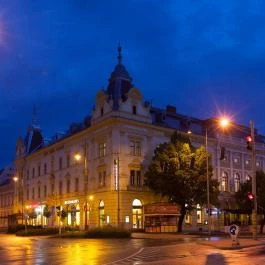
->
xmin=0 ymin=234 xmax=186 ymax=265
xmin=0 ymin=234 xmax=229 ymax=265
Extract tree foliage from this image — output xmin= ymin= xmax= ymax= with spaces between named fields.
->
xmin=43 ymin=205 xmax=52 ymax=219
xmin=144 ymin=131 xmax=219 ymax=232
xmin=235 ymin=170 xmax=265 ymax=233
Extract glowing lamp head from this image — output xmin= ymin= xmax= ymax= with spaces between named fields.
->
xmin=74 ymin=153 xmax=82 ymax=161
xmin=13 ymin=176 xmax=19 ymax=182
xmin=220 ymin=118 xmax=230 ymax=128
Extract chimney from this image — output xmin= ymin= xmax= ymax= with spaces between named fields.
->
xmin=166 ymin=105 xmax=176 ymax=114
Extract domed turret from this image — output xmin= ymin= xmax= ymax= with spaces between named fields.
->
xmin=107 ymin=44 xmax=133 ymax=110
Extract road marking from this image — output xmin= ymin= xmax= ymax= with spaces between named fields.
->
xmin=103 ymin=248 xmax=144 ymax=265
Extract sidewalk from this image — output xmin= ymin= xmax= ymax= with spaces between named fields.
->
xmin=131 ymin=232 xmax=265 ymax=250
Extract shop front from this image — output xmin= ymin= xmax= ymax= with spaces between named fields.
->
xmin=64 ymin=199 xmax=80 ymax=228
xmin=144 ymin=202 xmax=180 ymax=233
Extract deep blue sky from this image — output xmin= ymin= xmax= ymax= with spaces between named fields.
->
xmin=1 ymin=0 xmax=265 ymax=168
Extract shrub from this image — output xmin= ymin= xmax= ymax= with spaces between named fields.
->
xmin=16 ymin=227 xmax=59 ymax=236
xmin=85 ymin=226 xmax=131 ymax=238
xmin=7 ymin=225 xmax=25 ymax=234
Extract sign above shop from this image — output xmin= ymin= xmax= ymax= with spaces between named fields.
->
xmin=64 ymin=199 xmax=79 ymax=205
xmin=144 ymin=202 xmax=180 ymax=215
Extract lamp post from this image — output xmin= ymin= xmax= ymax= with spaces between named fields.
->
xmin=13 ymin=176 xmax=26 ymax=232
xmin=206 ymin=128 xmax=211 ymax=235
xmin=74 ymin=143 xmax=88 ymax=230
xmin=206 ymin=117 xmax=230 ymax=236
xmin=114 ymin=158 xmax=120 ymax=227
xmin=250 ymin=120 xmax=257 ymax=240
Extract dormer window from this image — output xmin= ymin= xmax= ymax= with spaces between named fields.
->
xmin=132 ymin=105 xmax=137 ymax=115
xmin=101 ymin=107 xmax=104 ymax=116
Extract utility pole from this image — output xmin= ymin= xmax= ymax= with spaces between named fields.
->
xmin=250 ymin=120 xmax=257 ymax=240
xmin=206 ymin=128 xmax=211 ymax=235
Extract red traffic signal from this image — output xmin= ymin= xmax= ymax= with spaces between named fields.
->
xmin=246 ymin=136 xmax=253 ymax=151
xmin=247 ymin=192 xmax=254 ymax=200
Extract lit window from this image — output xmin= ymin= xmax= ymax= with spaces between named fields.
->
xmin=256 ymin=161 xmax=260 ymax=167
xmin=234 ymin=158 xmax=239 ymax=163
xmin=99 ymin=143 xmax=106 ymax=158
xmin=234 ymin=173 xmax=240 ymax=192
xmin=98 ymin=171 xmax=106 ymax=187
xmin=222 ymin=172 xmax=228 ymax=191
xmin=245 ymin=160 xmax=250 ymax=165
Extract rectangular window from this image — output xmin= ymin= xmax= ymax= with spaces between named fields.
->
xmin=67 ymin=154 xmax=70 ymax=168
xmin=27 ymin=170 xmax=29 ymax=180
xmin=44 ymin=185 xmax=47 ymax=197
xmin=51 ymin=183 xmax=54 ymax=195
xmin=59 ymin=181 xmax=63 ymax=195
xmin=130 ymin=170 xmax=135 ymax=185
xmin=99 ymin=171 xmax=106 ymax=187
xmin=67 ymin=179 xmax=71 ymax=193
xmin=44 ymin=163 xmax=47 ymax=175
xmin=32 ymin=188 xmax=35 ymax=200
xmin=99 ymin=142 xmax=106 ymax=158
xmin=32 ymin=168 xmax=35 ymax=178
xmin=130 ymin=140 xmax=141 ymax=156
xmin=136 ymin=171 xmax=141 ymax=186
xmin=59 ymin=157 xmax=63 ymax=170
xmin=75 ymin=178 xmax=79 ymax=192
xmin=130 ymin=170 xmax=142 ymax=186
xmin=38 ymin=187 xmax=41 ymax=198
xmin=27 ymin=189 xmax=29 ymax=200
xmin=38 ymin=165 xmax=41 ymax=177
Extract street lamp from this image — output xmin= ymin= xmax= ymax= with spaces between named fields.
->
xmin=250 ymin=120 xmax=257 ymax=240
xmin=206 ymin=117 xmax=230 ymax=235
xmin=13 ymin=176 xmax=26 ymax=232
xmin=74 ymin=144 xmax=88 ymax=230
xmin=114 ymin=158 xmax=120 ymax=227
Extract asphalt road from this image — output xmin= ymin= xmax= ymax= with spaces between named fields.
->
xmin=0 ymin=234 xmax=264 ymax=265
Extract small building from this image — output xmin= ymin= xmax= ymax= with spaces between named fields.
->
xmin=144 ymin=202 xmax=180 ymax=232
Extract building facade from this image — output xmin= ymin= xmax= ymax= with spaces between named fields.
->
xmin=9 ymin=46 xmax=265 ymax=231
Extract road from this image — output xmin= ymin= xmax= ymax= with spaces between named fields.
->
xmin=0 ymin=234 xmax=264 ymax=264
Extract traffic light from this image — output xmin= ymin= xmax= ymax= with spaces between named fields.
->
xmin=246 ymin=136 xmax=253 ymax=151
xmin=247 ymin=192 xmax=254 ymax=201
xmin=220 ymin=147 xmax=226 ymax=160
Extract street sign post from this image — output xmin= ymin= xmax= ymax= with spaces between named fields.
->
xmin=229 ymin=224 xmax=240 ymax=247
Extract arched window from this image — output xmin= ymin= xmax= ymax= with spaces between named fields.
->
xmin=222 ymin=172 xmax=228 ymax=191
xmin=132 ymin=199 xmax=142 ymax=229
xmin=99 ymin=200 xmax=105 ymax=226
xmin=234 ymin=173 xmax=240 ymax=192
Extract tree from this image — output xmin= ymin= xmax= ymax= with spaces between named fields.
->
xmin=144 ymin=131 xmax=219 ymax=232
xmin=235 ymin=170 xmax=265 ymax=233
xmin=43 ymin=205 xmax=52 ymax=219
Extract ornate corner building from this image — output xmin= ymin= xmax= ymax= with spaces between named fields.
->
xmin=3 ymin=46 xmax=265 ymax=232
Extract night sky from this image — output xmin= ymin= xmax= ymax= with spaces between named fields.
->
xmin=1 ymin=0 xmax=265 ymax=168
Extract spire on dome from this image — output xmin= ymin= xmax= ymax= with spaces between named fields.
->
xmin=106 ymin=44 xmax=133 ymax=110
xmin=32 ymin=105 xmax=39 ymax=128
xmin=117 ymin=42 xmax=122 ymax=65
